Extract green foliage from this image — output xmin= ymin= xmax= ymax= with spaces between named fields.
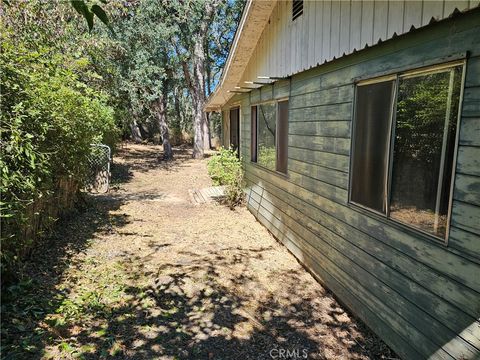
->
xmin=257 ymin=146 xmax=276 ymax=171
xmin=0 ymin=30 xmax=118 ymax=279
xmin=207 ymin=147 xmax=244 ymax=208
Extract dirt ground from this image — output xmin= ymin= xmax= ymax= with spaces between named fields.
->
xmin=2 ymin=144 xmax=397 ymax=359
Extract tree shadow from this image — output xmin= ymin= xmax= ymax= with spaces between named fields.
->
xmin=0 ymin=194 xmax=128 ymax=359
xmin=1 ymin=143 xmax=394 ymax=359
xmin=113 ymin=144 xmax=198 ymax=177
xmin=50 ymin=244 xmax=330 ymax=360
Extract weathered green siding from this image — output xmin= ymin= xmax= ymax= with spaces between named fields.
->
xmin=221 ymin=10 xmax=480 ymax=360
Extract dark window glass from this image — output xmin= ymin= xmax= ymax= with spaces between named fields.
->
xmin=251 ymin=106 xmax=257 ymax=162
xmin=389 ymin=66 xmax=462 ymax=238
xmin=257 ymin=102 xmax=277 ymax=171
xmin=229 ymin=108 xmax=239 ymax=156
xmin=277 ymin=100 xmax=289 ymax=173
xmin=351 ymin=81 xmax=395 ymax=213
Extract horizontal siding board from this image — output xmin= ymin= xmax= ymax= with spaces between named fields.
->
xmin=462 ymin=86 xmax=480 ymax=117
xmin=273 ymin=80 xmax=290 ymax=99
xmin=451 ymin=201 xmax=480 ymax=235
xmin=289 ymin=134 xmax=350 ymax=155
xmin=449 ymin=226 xmax=480 ymax=261
xmin=260 ymin=85 xmax=273 ymax=102
xmin=288 ymin=159 xmax=349 ymax=189
xmin=289 ymin=102 xmax=352 ymax=122
xmin=459 ymin=118 xmax=480 ymax=146
xmin=465 ymin=56 xmax=480 ymax=87
xmin=454 ymin=173 xmax=480 ymax=206
xmin=456 ymin=146 xmax=480 ymax=176
xmin=289 ymin=84 xmax=354 ymax=109
xmin=288 ymin=147 xmax=350 ymax=173
xmin=289 ymin=120 xmax=351 ymax=138
xmin=287 ymin=170 xmax=348 ymax=203
xmin=245 ymin=171 xmax=480 ymax=319
xmin=250 ymin=90 xmax=260 ymax=104
xmin=249 ymin=185 xmax=480 ymax=358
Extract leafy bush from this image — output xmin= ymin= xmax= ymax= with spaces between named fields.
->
xmin=0 ymin=32 xmax=119 ymax=280
xmin=207 ymin=147 xmax=244 ymax=209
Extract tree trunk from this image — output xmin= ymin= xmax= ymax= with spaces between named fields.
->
xmin=192 ymin=94 xmax=205 ymax=159
xmin=181 ymin=1 xmax=218 ymax=158
xmin=204 ymin=112 xmax=211 ymax=150
xmin=130 ymin=119 xmax=143 ymax=143
xmin=153 ymin=96 xmax=173 ymax=160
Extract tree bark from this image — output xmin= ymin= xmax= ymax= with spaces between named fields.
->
xmin=130 ymin=119 xmax=143 ymax=143
xmin=180 ymin=0 xmax=219 ymax=159
xmin=153 ymin=95 xmax=173 ymax=160
xmin=204 ymin=112 xmax=211 ymax=149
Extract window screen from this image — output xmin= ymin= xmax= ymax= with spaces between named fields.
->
xmin=257 ymin=102 xmax=277 ymax=171
xmin=389 ymin=66 xmax=462 ymax=238
xmin=351 ymin=80 xmax=395 ymax=213
xmin=276 ymin=100 xmax=289 ymax=174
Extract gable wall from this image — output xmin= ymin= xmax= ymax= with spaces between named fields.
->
xmin=222 ymin=10 xmax=480 ymax=359
xmin=240 ymin=0 xmax=480 ymax=85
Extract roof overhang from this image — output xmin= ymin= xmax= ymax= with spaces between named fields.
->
xmin=205 ymin=0 xmax=277 ymax=112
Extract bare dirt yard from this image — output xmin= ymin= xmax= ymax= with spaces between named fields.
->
xmin=2 ymin=144 xmax=397 ymax=359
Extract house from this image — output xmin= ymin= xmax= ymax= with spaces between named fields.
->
xmin=205 ymin=1 xmax=480 ymax=358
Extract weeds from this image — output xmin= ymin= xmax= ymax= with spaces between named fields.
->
xmin=207 ymin=147 xmax=244 ymax=209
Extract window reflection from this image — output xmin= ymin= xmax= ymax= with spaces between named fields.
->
xmin=257 ymin=102 xmax=277 ymax=171
xmin=389 ymin=66 xmax=462 ymax=238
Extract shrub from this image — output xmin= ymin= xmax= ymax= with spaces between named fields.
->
xmin=207 ymin=147 xmax=244 ymax=209
xmin=0 ymin=33 xmax=119 ymax=281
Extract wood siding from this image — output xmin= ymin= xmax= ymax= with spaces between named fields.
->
xmin=222 ymin=10 xmax=480 ymax=359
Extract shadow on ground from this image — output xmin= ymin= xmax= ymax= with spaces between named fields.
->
xmin=113 ymin=144 xmax=195 ymax=177
xmin=0 ymin=193 xmax=126 ymax=359
xmin=1 ymin=144 xmax=394 ymax=360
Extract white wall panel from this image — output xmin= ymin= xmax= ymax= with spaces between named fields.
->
xmin=234 ymin=0 xmax=477 ymax=99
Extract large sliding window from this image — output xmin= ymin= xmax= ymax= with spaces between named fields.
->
xmin=251 ymin=100 xmax=289 ymax=174
xmin=350 ymin=62 xmax=464 ymax=240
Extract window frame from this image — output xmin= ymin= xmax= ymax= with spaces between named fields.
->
xmin=348 ymin=60 xmax=466 ymax=244
xmin=251 ymin=97 xmax=290 ymax=176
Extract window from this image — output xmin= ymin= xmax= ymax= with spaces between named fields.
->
xmin=292 ymin=0 xmax=303 ymax=21
xmin=351 ymin=80 xmax=395 ymax=213
xmin=251 ymin=106 xmax=257 ymax=162
xmin=251 ymin=99 xmax=289 ymax=174
xmin=350 ymin=62 xmax=464 ymax=240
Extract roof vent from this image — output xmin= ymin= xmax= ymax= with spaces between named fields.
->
xmin=292 ymin=0 xmax=303 ymax=21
